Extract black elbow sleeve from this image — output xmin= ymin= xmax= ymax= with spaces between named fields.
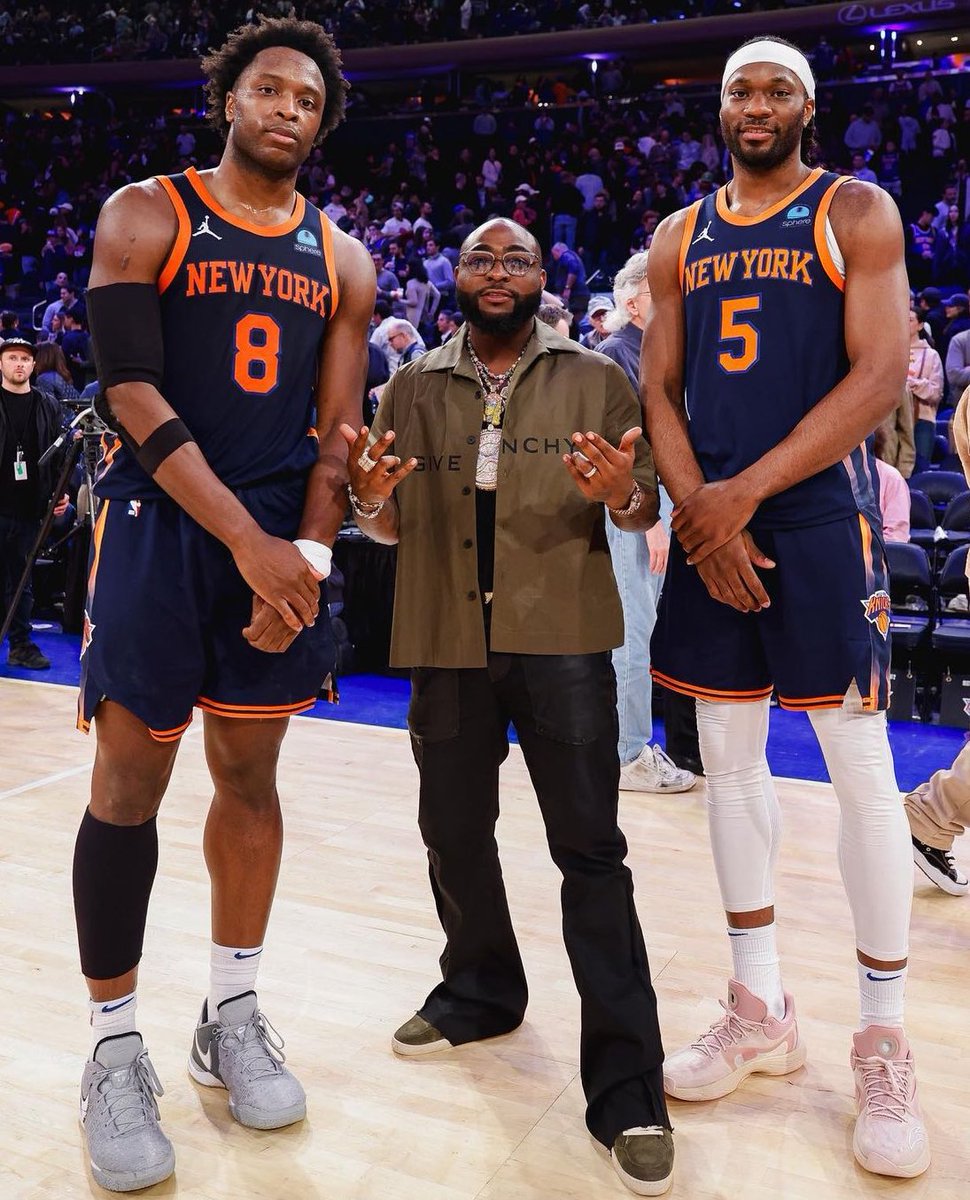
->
xmin=87 ymin=282 xmax=165 ymax=391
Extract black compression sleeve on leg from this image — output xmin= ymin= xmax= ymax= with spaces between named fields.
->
xmin=73 ymin=808 xmax=159 ymax=980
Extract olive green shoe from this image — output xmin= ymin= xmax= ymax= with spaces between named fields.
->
xmin=611 ymin=1126 xmax=674 ymax=1196
xmin=391 ymin=1014 xmax=453 ymax=1057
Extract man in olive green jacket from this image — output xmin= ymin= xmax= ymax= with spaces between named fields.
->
xmin=340 ymin=219 xmax=675 ymax=1196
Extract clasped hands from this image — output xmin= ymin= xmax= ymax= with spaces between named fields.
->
xmin=672 ymin=477 xmax=775 ymax=614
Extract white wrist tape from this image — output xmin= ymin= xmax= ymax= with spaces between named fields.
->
xmin=293 ymin=539 xmax=332 ymax=580
xmin=721 ymin=40 xmax=815 ymax=101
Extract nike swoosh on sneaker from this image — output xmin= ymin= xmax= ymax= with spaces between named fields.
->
xmin=101 ymin=997 xmax=134 ymax=1013
xmin=866 ymin=971 xmax=903 ymax=981
xmin=79 ymin=1091 xmax=89 ymax=1122
xmin=194 ymin=1032 xmax=214 ymax=1073
xmin=233 ymin=950 xmax=262 ymax=960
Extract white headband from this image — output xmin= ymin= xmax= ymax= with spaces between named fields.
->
xmin=721 ymin=41 xmax=815 ymax=102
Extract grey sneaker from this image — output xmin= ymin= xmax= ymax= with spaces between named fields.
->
xmin=187 ymin=991 xmax=305 ymax=1129
xmin=620 ymin=745 xmax=697 ymax=794
xmin=611 ymin=1126 xmax=675 ymax=1196
xmin=79 ymin=1032 xmax=175 ymax=1193
xmin=391 ymin=1013 xmax=452 ymax=1057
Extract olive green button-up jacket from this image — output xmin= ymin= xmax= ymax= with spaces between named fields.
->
xmin=369 ymin=319 xmax=658 ymax=668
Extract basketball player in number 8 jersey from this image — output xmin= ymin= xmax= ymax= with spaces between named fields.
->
xmin=72 ymin=19 xmax=376 ymax=1192
xmin=643 ymin=37 xmax=929 ymax=1178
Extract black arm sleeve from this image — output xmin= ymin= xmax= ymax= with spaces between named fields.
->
xmin=86 ymin=282 xmax=164 ymax=390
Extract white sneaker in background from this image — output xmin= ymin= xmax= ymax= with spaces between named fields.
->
xmin=619 ymin=744 xmax=697 ymax=793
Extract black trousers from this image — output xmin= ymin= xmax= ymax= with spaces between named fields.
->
xmin=0 ymin=512 xmax=39 ymax=646
xmin=408 ymin=651 xmax=669 ymax=1146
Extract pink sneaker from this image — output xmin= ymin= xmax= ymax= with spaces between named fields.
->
xmin=663 ymin=980 xmax=806 ymax=1102
xmin=851 ymin=1026 xmax=930 ymax=1178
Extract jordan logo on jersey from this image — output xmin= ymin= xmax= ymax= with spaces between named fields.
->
xmin=692 ymin=221 xmax=715 ymax=245
xmin=192 ymin=215 xmax=223 ymax=240
xmin=862 ymin=590 xmax=891 ymax=639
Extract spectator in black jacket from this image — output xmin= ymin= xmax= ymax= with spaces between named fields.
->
xmin=0 ymin=338 xmax=69 ymax=670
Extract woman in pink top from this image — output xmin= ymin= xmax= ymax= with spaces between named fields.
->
xmin=872 ymin=424 xmax=911 ymax=542
xmin=908 ymin=307 xmax=944 ymax=470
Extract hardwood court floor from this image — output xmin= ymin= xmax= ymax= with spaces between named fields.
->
xmin=2 ymin=679 xmax=968 ymax=1200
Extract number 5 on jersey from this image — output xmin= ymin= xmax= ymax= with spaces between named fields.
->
xmin=234 ymin=313 xmax=281 ymax=394
xmin=718 ymin=296 xmax=761 ymax=374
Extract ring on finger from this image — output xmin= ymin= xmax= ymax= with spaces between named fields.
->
xmin=582 ymin=465 xmax=598 ymax=479
xmin=357 ymin=452 xmax=378 ymax=473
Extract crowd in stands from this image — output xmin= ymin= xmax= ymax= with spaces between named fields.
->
xmin=5 ymin=54 xmax=970 ymax=412
xmin=0 ymin=2 xmax=848 ymax=65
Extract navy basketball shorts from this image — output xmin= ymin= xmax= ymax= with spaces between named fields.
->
xmin=77 ymin=477 xmax=336 ymax=742
xmin=651 ymin=512 xmax=891 ymax=712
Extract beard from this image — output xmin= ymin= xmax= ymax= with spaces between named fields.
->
xmin=721 ymin=117 xmax=804 ymax=171
xmin=456 ymin=283 xmax=542 ymax=335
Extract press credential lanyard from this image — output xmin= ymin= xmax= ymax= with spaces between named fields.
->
xmin=3 ymin=391 xmax=36 ymax=482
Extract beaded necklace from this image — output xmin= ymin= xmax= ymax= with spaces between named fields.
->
xmin=467 ymin=335 xmax=532 ymax=491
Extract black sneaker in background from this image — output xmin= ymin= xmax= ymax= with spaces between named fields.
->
xmin=7 ymin=641 xmax=50 ymax=670
xmin=911 ymin=836 xmax=969 ymax=896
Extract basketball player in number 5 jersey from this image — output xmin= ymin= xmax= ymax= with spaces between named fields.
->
xmin=72 ymin=19 xmax=376 ymax=1193
xmin=643 ymin=37 xmax=930 ymax=1179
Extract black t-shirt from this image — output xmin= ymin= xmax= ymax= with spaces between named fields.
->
xmin=476 ymin=486 xmax=496 ymax=642
xmin=0 ymin=387 xmax=41 ymax=520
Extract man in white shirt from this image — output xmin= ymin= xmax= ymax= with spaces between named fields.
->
xmin=382 ymin=202 xmax=412 ymax=239
xmin=323 ymin=193 xmax=348 ymax=224
xmin=413 ymin=202 xmax=435 ymax=239
xmin=481 ymin=149 xmax=502 ymax=190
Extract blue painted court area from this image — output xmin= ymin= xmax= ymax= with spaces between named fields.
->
xmin=6 ymin=626 xmax=966 ymax=793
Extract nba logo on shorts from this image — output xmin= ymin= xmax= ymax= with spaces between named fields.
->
xmin=862 ymin=590 xmax=891 ymax=639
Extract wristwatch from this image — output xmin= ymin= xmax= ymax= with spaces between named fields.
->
xmin=608 ymin=481 xmax=643 ymax=517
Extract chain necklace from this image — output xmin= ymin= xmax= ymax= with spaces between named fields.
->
xmin=467 ymin=334 xmax=532 ymax=491
xmin=467 ymin=337 xmax=531 ymax=430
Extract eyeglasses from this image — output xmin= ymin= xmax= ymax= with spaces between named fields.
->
xmin=459 ymin=251 xmax=540 ymax=277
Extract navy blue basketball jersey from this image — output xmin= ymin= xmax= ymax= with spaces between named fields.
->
xmin=679 ymin=167 xmax=878 ymax=529
xmin=96 ymin=166 xmax=339 ymax=499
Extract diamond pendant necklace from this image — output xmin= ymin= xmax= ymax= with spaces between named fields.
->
xmin=468 ymin=334 xmax=532 ymax=491
xmin=467 ymin=337 xmax=531 ymax=431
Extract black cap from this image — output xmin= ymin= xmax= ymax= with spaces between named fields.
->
xmin=0 ymin=336 xmax=35 ymax=357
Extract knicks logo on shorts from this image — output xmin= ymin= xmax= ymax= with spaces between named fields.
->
xmin=862 ymin=590 xmax=891 ymax=639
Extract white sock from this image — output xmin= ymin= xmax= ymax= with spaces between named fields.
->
xmin=858 ymin=962 xmax=907 ymax=1030
xmin=728 ymin=923 xmax=785 ymax=1019
xmin=209 ymin=942 xmax=263 ymax=1018
xmin=89 ymin=991 xmax=137 ymax=1056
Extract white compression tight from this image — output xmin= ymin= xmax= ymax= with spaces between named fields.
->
xmin=696 ymin=695 xmax=912 ymax=962
xmin=695 ymin=697 xmax=782 ymax=914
